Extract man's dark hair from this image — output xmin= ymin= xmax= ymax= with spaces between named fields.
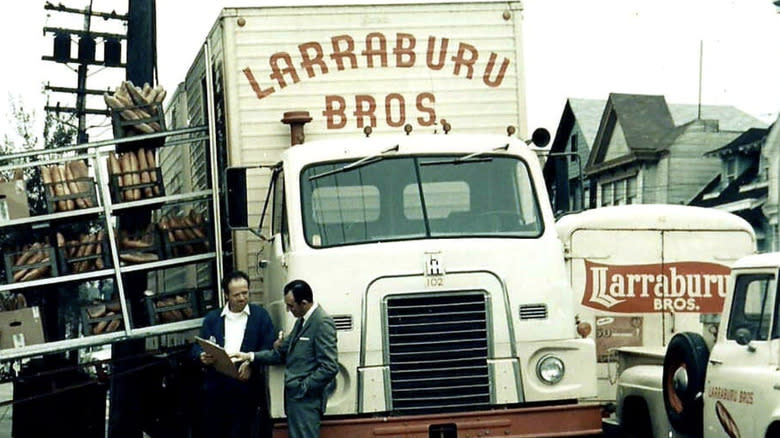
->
xmin=222 ymin=270 xmax=250 ymax=294
xmin=284 ymin=279 xmax=313 ymax=304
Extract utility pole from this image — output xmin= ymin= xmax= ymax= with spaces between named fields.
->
xmin=42 ymin=1 xmax=128 ymax=144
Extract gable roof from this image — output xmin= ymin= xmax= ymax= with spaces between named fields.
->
xmin=585 ymin=93 xmax=675 ymax=172
xmin=668 ymin=104 xmax=768 ymax=132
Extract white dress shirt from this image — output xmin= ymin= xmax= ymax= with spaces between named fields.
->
xmin=221 ymin=304 xmax=250 ymax=355
xmin=300 ymin=302 xmax=319 ymax=328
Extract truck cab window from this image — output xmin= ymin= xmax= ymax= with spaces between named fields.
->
xmin=727 ymin=274 xmax=775 ymax=341
xmin=271 ymin=171 xmax=289 ymax=250
xmin=300 ymin=154 xmax=542 ymax=247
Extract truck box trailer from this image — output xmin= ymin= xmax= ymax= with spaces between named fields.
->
xmin=555 ymin=204 xmax=756 ymax=402
xmin=167 ymin=2 xmax=603 ymax=436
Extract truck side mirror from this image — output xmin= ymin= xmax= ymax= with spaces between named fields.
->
xmin=226 ymin=167 xmax=249 ymax=229
xmin=225 ymin=164 xmax=278 ymax=240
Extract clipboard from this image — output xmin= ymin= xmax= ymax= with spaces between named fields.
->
xmin=195 ymin=336 xmax=240 ymax=379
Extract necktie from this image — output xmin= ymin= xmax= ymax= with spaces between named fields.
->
xmin=292 ymin=317 xmax=304 ymax=339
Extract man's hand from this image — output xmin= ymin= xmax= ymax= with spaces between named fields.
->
xmin=237 ymin=361 xmax=252 ymax=382
xmin=200 ymin=352 xmax=215 ymax=366
xmin=273 ymin=331 xmax=284 ymax=350
xmin=230 ymin=351 xmax=253 ymax=363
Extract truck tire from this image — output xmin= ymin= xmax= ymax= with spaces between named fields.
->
xmin=662 ymin=332 xmax=709 ymax=437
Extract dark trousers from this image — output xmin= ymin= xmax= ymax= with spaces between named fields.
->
xmin=285 ymin=395 xmax=323 ymax=438
xmin=202 ymin=375 xmax=265 ymax=438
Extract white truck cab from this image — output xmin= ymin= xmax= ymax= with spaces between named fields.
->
xmin=229 ymin=132 xmax=602 ymax=436
xmin=612 ymin=252 xmax=780 ymax=438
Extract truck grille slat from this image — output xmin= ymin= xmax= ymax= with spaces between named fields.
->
xmin=386 ymin=292 xmax=489 ymax=413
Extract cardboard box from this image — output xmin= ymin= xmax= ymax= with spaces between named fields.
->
xmin=0 ymin=180 xmax=30 ymax=222
xmin=0 ymin=307 xmax=45 ymax=349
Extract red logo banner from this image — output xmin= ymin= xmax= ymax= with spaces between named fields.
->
xmin=582 ymin=260 xmax=730 ymax=313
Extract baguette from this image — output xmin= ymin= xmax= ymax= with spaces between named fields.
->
xmin=125 ymin=81 xmax=148 ymax=106
xmin=128 ymin=151 xmax=142 ymax=200
xmin=105 ymin=318 xmax=122 ymax=333
xmin=20 ymin=260 xmax=50 ymax=282
xmin=182 ymin=215 xmax=206 ymax=239
xmin=119 ymin=252 xmax=159 ymax=264
xmin=93 ymin=312 xmax=114 ymax=334
xmin=16 ymin=293 xmax=27 ymax=309
xmin=49 ymin=165 xmax=67 ymax=211
xmin=137 ymin=147 xmax=153 ymax=197
xmin=176 ymin=295 xmax=194 ymax=318
xmin=56 ymin=166 xmax=75 ymax=210
xmin=121 ymin=238 xmax=152 ymax=249
xmin=70 ymin=160 xmax=92 ymax=207
xmin=64 ymin=163 xmax=87 ymax=209
xmin=14 ymin=243 xmax=38 ymax=267
xmin=94 ymin=230 xmax=105 ymax=270
xmin=106 ymin=300 xmax=122 ymax=313
xmin=120 ymin=153 xmax=134 ymax=201
xmin=153 ymin=87 xmax=167 ymax=104
xmin=40 ymin=165 xmax=53 ymax=198
xmin=86 ymin=304 xmax=106 ymax=319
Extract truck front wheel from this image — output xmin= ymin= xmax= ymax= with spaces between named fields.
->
xmin=662 ymin=332 xmax=709 ymax=437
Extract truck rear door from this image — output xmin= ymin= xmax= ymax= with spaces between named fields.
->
xmin=569 ymin=229 xmax=662 ymax=400
xmin=661 ymin=230 xmax=754 ymax=345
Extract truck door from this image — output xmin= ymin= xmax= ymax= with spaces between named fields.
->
xmin=569 ymin=229 xmax=662 ymax=401
xmin=264 ymin=168 xmax=290 ymax=325
xmin=703 ymin=271 xmax=777 ymax=438
xmin=661 ymin=230 xmax=754 ymax=345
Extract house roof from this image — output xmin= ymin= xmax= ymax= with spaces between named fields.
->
xmin=567 ymin=99 xmax=606 ymax=147
xmin=688 ymin=162 xmax=767 ymax=210
xmin=607 ymin=93 xmax=676 ymax=152
xmin=705 ymin=126 xmax=769 ymax=156
xmin=668 ymin=104 xmax=768 ymax=132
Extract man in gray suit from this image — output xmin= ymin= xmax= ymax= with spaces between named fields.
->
xmin=232 ymin=279 xmax=338 ymax=438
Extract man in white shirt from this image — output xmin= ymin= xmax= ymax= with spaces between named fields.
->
xmin=232 ymin=280 xmax=338 ymax=438
xmin=194 ymin=271 xmax=276 ymax=438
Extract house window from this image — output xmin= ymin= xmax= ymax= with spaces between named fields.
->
xmin=614 ymin=180 xmax=624 ymax=205
xmin=626 ymin=177 xmax=637 ymax=204
xmin=569 ymin=180 xmax=581 ymax=210
xmin=726 ymin=158 xmax=737 ymax=183
xmin=570 ymin=135 xmax=578 ymax=162
xmin=601 ymin=183 xmax=613 ymax=206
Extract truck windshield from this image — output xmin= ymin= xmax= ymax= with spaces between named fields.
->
xmin=300 ymin=155 xmax=543 ymax=247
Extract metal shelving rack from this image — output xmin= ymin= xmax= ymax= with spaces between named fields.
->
xmin=0 ymin=122 xmax=220 ymax=362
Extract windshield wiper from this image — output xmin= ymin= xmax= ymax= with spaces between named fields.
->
xmin=309 ymin=145 xmax=399 ymax=181
xmin=420 ymin=144 xmax=509 ymax=166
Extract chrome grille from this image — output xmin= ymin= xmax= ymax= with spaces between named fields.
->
xmin=386 ymin=293 xmax=489 ymax=413
xmin=519 ymin=303 xmax=547 ymax=320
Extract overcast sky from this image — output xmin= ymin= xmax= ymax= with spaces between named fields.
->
xmin=2 ymin=0 xmax=779 ymax=145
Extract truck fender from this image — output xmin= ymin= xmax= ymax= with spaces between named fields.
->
xmin=662 ymin=332 xmax=709 ymax=437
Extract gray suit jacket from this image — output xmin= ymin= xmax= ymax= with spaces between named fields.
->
xmin=253 ymin=305 xmax=338 ymax=410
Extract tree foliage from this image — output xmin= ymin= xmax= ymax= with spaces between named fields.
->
xmin=2 ymin=93 xmax=78 ymax=215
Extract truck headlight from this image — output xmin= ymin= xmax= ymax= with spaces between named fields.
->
xmin=536 ymin=355 xmax=565 ymax=385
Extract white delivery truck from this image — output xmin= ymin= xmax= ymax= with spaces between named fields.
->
xmin=609 ymin=253 xmax=780 ymax=438
xmin=168 ymin=2 xmax=602 ymax=437
xmin=555 ymin=205 xmax=756 ymax=403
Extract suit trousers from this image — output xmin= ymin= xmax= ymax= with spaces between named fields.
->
xmin=285 ymin=394 xmax=323 ymax=438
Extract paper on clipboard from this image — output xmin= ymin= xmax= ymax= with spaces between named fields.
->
xmin=195 ymin=336 xmax=240 ymax=379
